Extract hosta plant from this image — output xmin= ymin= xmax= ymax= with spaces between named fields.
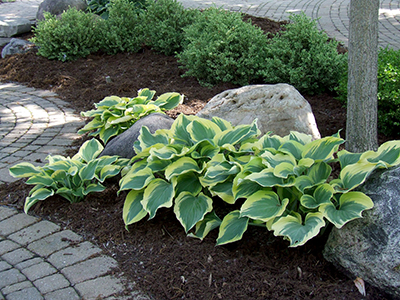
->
xmin=120 ymin=114 xmax=400 ymax=247
xmin=78 ymin=88 xmax=184 ymax=144
xmin=9 ymin=139 xmax=129 ymax=213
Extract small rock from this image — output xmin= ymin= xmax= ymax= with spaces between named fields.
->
xmin=36 ymin=0 xmax=88 ymax=21
xmin=1 ymin=38 xmax=35 ymax=58
xmin=100 ymin=113 xmax=175 ymax=159
xmin=196 ymin=84 xmax=321 ymax=139
xmin=323 ymin=166 xmax=400 ymax=299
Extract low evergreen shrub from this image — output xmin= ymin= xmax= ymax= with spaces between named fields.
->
xmin=31 ymin=8 xmax=103 ymax=61
xmin=336 ymin=47 xmax=400 ymax=137
xmin=176 ymin=7 xmax=268 ymax=86
xmin=258 ymin=12 xmax=347 ymax=94
xmin=140 ymin=0 xmax=199 ymax=55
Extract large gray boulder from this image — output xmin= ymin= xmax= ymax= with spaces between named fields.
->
xmin=323 ymin=166 xmax=400 ymax=298
xmin=196 ymin=84 xmax=321 ymax=140
xmin=0 ymin=17 xmax=31 ymax=38
xmin=100 ymin=113 xmax=174 ymax=159
xmin=1 ymin=38 xmax=35 ymax=58
xmin=36 ymin=0 xmax=88 ymax=21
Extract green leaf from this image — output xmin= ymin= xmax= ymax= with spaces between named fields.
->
xmin=240 ymin=190 xmax=289 ymax=222
xmin=98 ymin=165 xmax=121 ymax=182
xmin=25 ymin=173 xmax=54 ymax=186
xmin=301 ymin=136 xmax=344 ymax=161
xmin=211 ymin=116 xmax=232 ymax=131
xmin=188 ymin=211 xmax=221 ymax=240
xmin=172 ymin=172 xmax=203 ymax=197
xmin=174 ymin=192 xmax=213 ymax=233
xmin=300 ymin=183 xmax=334 ymax=209
xmin=187 ymin=118 xmax=221 ymax=143
xmin=215 ymin=119 xmax=259 ymax=146
xmin=79 ymin=159 xmax=100 ymax=181
xmin=337 ymin=150 xmax=362 ymax=169
xmin=279 ymin=140 xmax=305 ymax=160
xmin=123 ymin=189 xmax=147 ymax=226
xmin=209 ymin=179 xmax=235 ymax=204
xmin=83 ymin=183 xmax=106 ymax=195
xmin=119 ymin=167 xmax=154 ymax=191
xmin=294 ymin=175 xmax=314 ymax=193
xmin=141 ymin=179 xmax=174 ymax=219
xmin=99 ymin=125 xmax=120 ymax=144
xmin=153 ymin=92 xmax=184 ymax=110
xmin=232 ymin=173 xmax=264 ymax=200
xmin=78 ymin=118 xmax=104 ymax=134
xmin=319 ymin=191 xmax=374 ymax=228
xmin=164 ymin=157 xmax=202 ymax=180
xmin=274 ymin=162 xmax=295 ymax=178
xmin=24 ymin=188 xmax=54 ymax=213
xmin=288 ymin=131 xmax=312 ymax=145
xmin=245 ymin=168 xmax=295 ymax=188
xmin=169 ymin=114 xmax=195 ymax=145
xmin=136 ymin=126 xmax=169 ymax=152
xmin=271 ymin=212 xmax=325 ymax=247
xmin=338 ymin=160 xmax=380 ymax=191
xmin=9 ymin=162 xmax=42 ymax=178
xmin=257 ymin=134 xmax=284 ymax=150
xmin=96 ymin=96 xmax=121 ymax=108
xmin=216 ymin=211 xmax=249 ymax=246
xmin=109 ymin=115 xmax=134 ymax=125
xmin=361 ymin=140 xmax=400 ymax=167
xmin=77 ymin=139 xmax=104 ymax=162
xmin=190 ymin=140 xmax=220 ymax=159
xmin=150 ymin=144 xmax=189 ymax=160
xmin=137 ymin=88 xmax=156 ymax=100
xmin=307 ymin=162 xmax=332 ymax=185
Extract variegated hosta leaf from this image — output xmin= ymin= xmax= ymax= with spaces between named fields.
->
xmin=278 ymin=140 xmax=305 ymax=161
xmin=190 ymin=140 xmax=220 ymax=159
xmin=135 ymin=126 xmax=169 ymax=153
xmin=319 ymin=191 xmax=374 ymax=228
xmin=256 ymin=134 xmax=285 ymax=151
xmin=337 ymin=150 xmax=362 ymax=169
xmin=211 ymin=116 xmax=233 ymax=131
xmin=147 ymin=156 xmax=171 ymax=173
xmin=152 ymin=92 xmax=184 ymax=110
xmin=293 ymin=158 xmax=314 ymax=176
xmin=300 ymin=183 xmax=334 ymax=209
xmin=288 ymin=131 xmax=312 ymax=145
xmin=274 ymin=162 xmax=295 ymax=178
xmin=271 ymin=212 xmax=326 ymax=247
xmin=216 ymin=211 xmax=249 ymax=246
xmin=360 ymin=140 xmax=400 ymax=167
xmin=141 ymin=179 xmax=174 ymax=219
xmin=171 ymin=172 xmax=203 ymax=197
xmin=150 ymin=144 xmax=189 ymax=160
xmin=9 ymin=162 xmax=42 ymax=178
xmin=187 ymin=118 xmax=222 ymax=144
xmin=79 ymin=159 xmax=100 ymax=181
xmin=24 ymin=188 xmax=54 ymax=213
xmin=240 ymin=190 xmax=289 ymax=222
xmin=137 ymin=88 xmax=156 ymax=100
xmin=25 ymin=173 xmax=54 ymax=186
xmin=99 ymin=125 xmax=120 ymax=145
xmin=164 ymin=157 xmax=202 ymax=180
xmin=241 ymin=157 xmax=266 ymax=173
xmin=98 ymin=165 xmax=121 ymax=182
xmin=82 ymin=183 xmax=106 ymax=195
xmin=123 ymin=189 xmax=147 ymax=226
xmin=188 ymin=211 xmax=222 ymax=240
xmin=214 ymin=119 xmax=259 ymax=147
xmin=261 ymin=151 xmax=297 ymax=168
xmin=337 ymin=160 xmax=381 ymax=192
xmin=307 ymin=161 xmax=332 ymax=185
xmin=232 ymin=172 xmax=264 ymax=201
xmin=301 ymin=136 xmax=344 ymax=162
xmin=170 ymin=114 xmax=196 ymax=145
xmin=174 ymin=192 xmax=213 ymax=232
xmin=76 ymin=139 xmax=104 ymax=163
xmin=245 ymin=168 xmax=295 ymax=188
xmin=209 ymin=179 xmax=235 ymax=204
xmin=119 ymin=167 xmax=154 ymax=191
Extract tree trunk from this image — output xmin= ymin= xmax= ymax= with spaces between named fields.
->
xmin=346 ymin=0 xmax=379 ymax=152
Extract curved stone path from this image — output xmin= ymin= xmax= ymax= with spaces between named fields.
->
xmin=0 ymin=83 xmax=85 ymax=185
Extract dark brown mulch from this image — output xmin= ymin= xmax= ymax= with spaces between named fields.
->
xmin=0 ymin=15 xmax=394 ymax=300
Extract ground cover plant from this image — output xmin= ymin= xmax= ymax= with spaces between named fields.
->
xmin=0 ymin=11 xmax=395 ymax=300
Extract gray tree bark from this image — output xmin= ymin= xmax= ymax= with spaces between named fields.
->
xmin=346 ymin=0 xmax=379 ymax=152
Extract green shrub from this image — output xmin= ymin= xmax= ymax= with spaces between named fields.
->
xmin=336 ymin=47 xmax=400 ymax=137
xmin=120 ymin=114 xmax=400 ymax=247
xmin=140 ymin=0 xmax=199 ymax=55
xmin=258 ymin=12 xmax=347 ymax=94
xmin=31 ymin=8 xmax=103 ymax=61
xmin=176 ymin=7 xmax=268 ymax=86
xmin=9 ymin=139 xmax=129 ymax=212
xmin=78 ymin=88 xmax=184 ymax=144
xmin=87 ymin=0 xmax=146 ymax=19
xmin=100 ymin=0 xmax=145 ymax=54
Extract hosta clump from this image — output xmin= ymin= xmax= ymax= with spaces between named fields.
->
xmin=119 ymin=114 xmax=260 ymax=233
xmin=78 ymin=88 xmax=183 ymax=144
xmin=120 ymin=114 xmax=400 ymax=247
xmin=9 ymin=139 xmax=129 ymax=213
